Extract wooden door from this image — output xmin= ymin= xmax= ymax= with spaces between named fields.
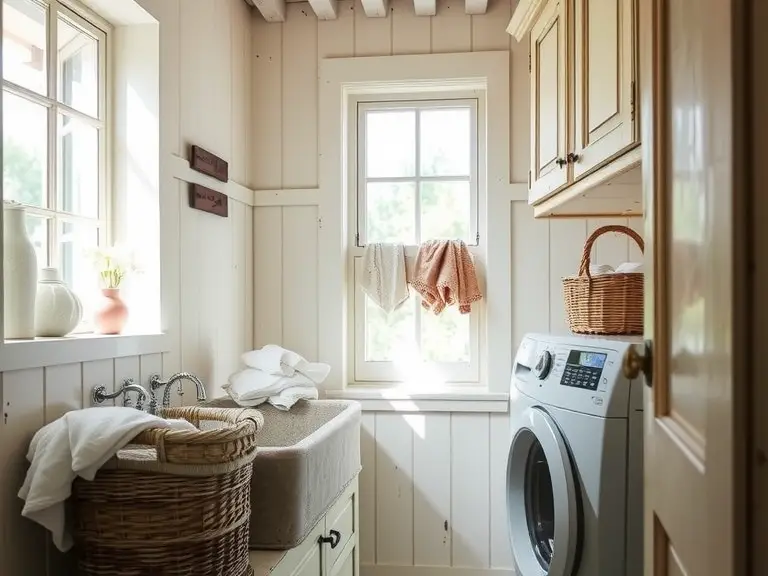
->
xmin=637 ymin=0 xmax=745 ymax=574
xmin=529 ymin=0 xmax=568 ymax=203
xmin=571 ymin=0 xmax=637 ymax=178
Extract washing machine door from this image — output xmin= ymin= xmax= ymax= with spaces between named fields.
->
xmin=506 ymin=407 xmax=579 ymax=576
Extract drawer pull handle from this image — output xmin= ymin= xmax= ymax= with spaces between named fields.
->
xmin=319 ymin=529 xmax=342 ymax=549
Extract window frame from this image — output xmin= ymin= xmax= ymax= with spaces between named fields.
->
xmin=348 ymin=91 xmax=486 ymax=386
xmin=3 ymin=0 xmax=110 ymax=332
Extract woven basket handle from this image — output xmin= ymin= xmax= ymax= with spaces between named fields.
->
xmin=578 ymin=225 xmax=645 ymax=278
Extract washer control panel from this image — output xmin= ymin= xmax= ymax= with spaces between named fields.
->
xmin=560 ymin=349 xmax=607 ymax=391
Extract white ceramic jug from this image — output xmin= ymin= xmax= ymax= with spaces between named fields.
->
xmin=35 ymin=267 xmax=83 ymax=337
xmin=3 ymin=201 xmax=38 ymax=339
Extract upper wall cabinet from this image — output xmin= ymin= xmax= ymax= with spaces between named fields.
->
xmin=510 ymin=0 xmax=642 ymax=218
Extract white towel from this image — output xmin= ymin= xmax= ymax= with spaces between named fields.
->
xmin=241 ymin=345 xmax=330 ymax=384
xmin=360 ymin=243 xmax=409 ymax=314
xmin=223 ymin=368 xmax=317 ymax=404
xmin=18 ymin=407 xmax=196 ymax=552
xmin=589 ymin=264 xmax=615 ymax=275
xmin=615 ymin=262 xmax=644 ymax=274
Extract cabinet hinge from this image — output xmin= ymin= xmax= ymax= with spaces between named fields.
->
xmin=630 ymin=80 xmax=636 ymax=122
xmin=476 ymin=232 xmax=480 ymax=245
xmin=355 ymin=232 xmax=360 ymax=247
xmin=528 ymin=170 xmax=532 ymax=189
xmin=528 ymin=51 xmax=532 ymax=74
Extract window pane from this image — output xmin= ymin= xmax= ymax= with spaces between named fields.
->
xmin=420 ymin=108 xmax=471 ymax=177
xmin=58 ymin=113 xmax=99 ymax=217
xmin=59 ymin=221 xmax=98 ymax=330
xmin=58 ymin=16 xmax=99 ymax=117
xmin=3 ymin=92 xmax=47 ymax=208
xmin=366 ymin=110 xmax=415 ymax=178
xmin=26 ymin=214 xmax=48 ymax=269
xmin=421 ymin=304 xmax=470 ymax=363
xmin=420 ymin=181 xmax=471 ymax=242
xmin=365 ymin=296 xmax=415 ymax=362
xmin=2 ymin=0 xmax=47 ymax=95
xmin=366 ymin=182 xmax=416 ymax=244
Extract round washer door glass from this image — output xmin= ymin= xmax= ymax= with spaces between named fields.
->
xmin=506 ymin=407 xmax=579 ymax=576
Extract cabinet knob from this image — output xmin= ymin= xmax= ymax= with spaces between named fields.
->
xmin=319 ymin=529 xmax=342 ymax=549
xmin=567 ymin=153 xmax=581 ymax=164
xmin=555 ymin=157 xmax=567 ymax=168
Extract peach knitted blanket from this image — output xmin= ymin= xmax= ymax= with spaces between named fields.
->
xmin=410 ymin=239 xmax=482 ymax=314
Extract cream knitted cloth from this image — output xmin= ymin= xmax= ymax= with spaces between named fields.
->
xmin=360 ymin=243 xmax=409 ymax=314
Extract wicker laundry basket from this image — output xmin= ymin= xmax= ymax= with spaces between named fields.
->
xmin=562 ymin=224 xmax=645 ymax=335
xmin=71 ymin=406 xmax=264 ymax=576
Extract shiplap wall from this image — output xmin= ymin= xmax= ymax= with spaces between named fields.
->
xmin=0 ymin=1 xmax=254 ymax=574
xmin=250 ymin=1 xmax=644 ymax=573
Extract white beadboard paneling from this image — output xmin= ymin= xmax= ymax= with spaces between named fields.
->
xmin=282 ymin=3 xmax=318 ymax=188
xmin=628 ymin=217 xmax=645 ymax=263
xmin=451 ymin=413 xmax=490 ymax=568
xmin=82 ymin=359 xmax=116 ymax=408
xmin=489 ymin=412 xmax=513 ymax=569
xmin=413 ymin=413 xmax=451 ymax=567
xmin=254 ymin=207 xmax=284 ymax=347
xmin=140 ymin=353 xmax=164 ymax=407
xmin=44 ymin=363 xmax=83 ymax=422
xmin=318 ymin=0 xmax=355 ymax=58
xmin=392 ymin=0 xmax=431 ymax=54
xmin=509 ymin=35 xmax=530 ymax=183
xmin=282 ymin=206 xmax=319 ymax=360
xmin=431 ymin=0 xmax=471 ymax=53
xmin=354 ymin=4 xmax=392 ymax=56
xmin=375 ymin=413 xmax=414 ymax=565
xmin=471 ymin=0 xmax=511 ymax=51
xmin=231 ymin=0 xmax=251 ymax=184
xmin=549 ymin=219 xmax=588 ymax=334
xmin=511 ymin=203 xmax=549 ymax=350
xmin=0 ymin=369 xmax=47 ymax=576
xmin=360 ymin=413 xmax=377 ymax=565
xmin=252 ymin=17 xmax=283 ymax=189
xmin=113 ymin=356 xmax=141 ymax=407
xmin=245 ymin=209 xmax=255 ymax=352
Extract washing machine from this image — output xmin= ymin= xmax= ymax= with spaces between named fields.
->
xmin=506 ymin=333 xmax=644 ymax=576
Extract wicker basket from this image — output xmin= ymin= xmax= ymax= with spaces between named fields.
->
xmin=562 ymin=224 xmax=644 ymax=335
xmin=71 ymin=406 xmax=264 ymax=576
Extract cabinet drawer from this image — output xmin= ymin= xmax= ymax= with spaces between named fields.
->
xmin=324 ymin=489 xmax=355 ymax=571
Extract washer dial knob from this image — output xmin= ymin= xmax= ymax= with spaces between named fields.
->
xmin=533 ymin=350 xmax=553 ymax=380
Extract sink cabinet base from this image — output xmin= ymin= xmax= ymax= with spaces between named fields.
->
xmin=250 ymin=476 xmax=360 ymax=576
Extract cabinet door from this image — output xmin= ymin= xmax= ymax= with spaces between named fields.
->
xmin=571 ymin=0 xmax=636 ymax=178
xmin=291 ymin=540 xmax=322 ymax=576
xmin=530 ymin=0 xmax=568 ymax=204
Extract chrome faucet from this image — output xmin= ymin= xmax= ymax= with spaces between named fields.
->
xmin=92 ymin=378 xmax=150 ymax=411
xmin=149 ymin=372 xmax=207 ymax=414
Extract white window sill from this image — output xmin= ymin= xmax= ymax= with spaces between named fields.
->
xmin=326 ymin=385 xmax=509 ymax=413
xmin=0 ymin=332 xmax=171 ymax=372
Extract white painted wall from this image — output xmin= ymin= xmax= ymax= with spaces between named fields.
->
xmin=250 ymin=2 xmax=644 ymax=575
xmin=0 ymin=1 xmax=255 ymax=573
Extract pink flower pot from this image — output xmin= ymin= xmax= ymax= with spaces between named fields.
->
xmin=94 ymin=289 xmax=128 ymax=335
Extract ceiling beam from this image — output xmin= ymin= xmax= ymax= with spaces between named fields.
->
xmin=250 ymin=0 xmax=285 ymax=22
xmin=464 ymin=0 xmax=487 ymax=14
xmin=308 ymin=0 xmax=338 ymax=19
xmin=361 ymin=0 xmax=388 ymax=17
xmin=413 ymin=0 xmax=435 ymax=16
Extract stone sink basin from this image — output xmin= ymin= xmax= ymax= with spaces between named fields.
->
xmin=201 ymin=398 xmax=361 ymax=549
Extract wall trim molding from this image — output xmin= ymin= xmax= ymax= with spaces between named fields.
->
xmin=252 ymin=188 xmax=321 ymax=206
xmin=169 ymin=154 xmax=255 ymax=206
xmin=362 ymin=565 xmax=517 ymax=576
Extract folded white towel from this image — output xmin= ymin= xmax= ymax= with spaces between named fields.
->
xmin=223 ymin=368 xmax=317 ymax=403
xmin=589 ymin=264 xmax=615 ymax=275
xmin=268 ymin=386 xmax=320 ymax=410
xmin=615 ymin=262 xmax=644 ymax=274
xmin=360 ymin=243 xmax=409 ymax=314
xmin=241 ymin=345 xmax=330 ymax=384
xmin=18 ymin=407 xmax=195 ymax=552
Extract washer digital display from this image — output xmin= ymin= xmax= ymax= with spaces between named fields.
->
xmin=561 ymin=350 xmax=607 ymax=390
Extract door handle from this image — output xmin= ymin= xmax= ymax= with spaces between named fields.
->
xmin=319 ymin=529 xmax=341 ymax=549
xmin=623 ymin=340 xmax=653 ymax=388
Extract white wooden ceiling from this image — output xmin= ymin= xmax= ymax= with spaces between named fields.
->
xmin=246 ymin=0 xmax=488 ymax=22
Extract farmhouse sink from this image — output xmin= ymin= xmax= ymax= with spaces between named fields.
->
xmin=201 ymin=398 xmax=361 ymax=549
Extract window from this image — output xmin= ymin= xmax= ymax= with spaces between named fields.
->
xmin=3 ymin=0 xmax=107 ymax=331
xmin=351 ymin=97 xmax=482 ymax=385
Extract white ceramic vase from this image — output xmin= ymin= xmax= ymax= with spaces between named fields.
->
xmin=3 ymin=201 xmax=38 ymax=339
xmin=34 ymin=268 xmax=83 ymax=337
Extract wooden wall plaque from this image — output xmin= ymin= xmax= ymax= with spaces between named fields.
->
xmin=189 ymin=184 xmax=228 ymax=217
xmin=190 ymin=145 xmax=229 ymax=182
